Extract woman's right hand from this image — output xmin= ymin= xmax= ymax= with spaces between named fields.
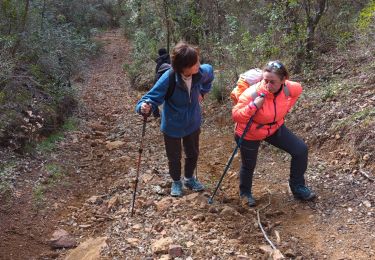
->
xmin=252 ymin=94 xmax=265 ymax=109
xmin=140 ymin=102 xmax=152 ymax=115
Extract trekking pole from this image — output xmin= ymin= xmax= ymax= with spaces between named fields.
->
xmin=208 ymin=93 xmax=265 ymax=204
xmin=130 ymin=112 xmax=149 ymax=217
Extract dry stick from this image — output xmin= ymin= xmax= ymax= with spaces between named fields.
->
xmin=256 ymin=190 xmax=279 ymax=251
xmin=359 ymin=169 xmax=375 ymax=182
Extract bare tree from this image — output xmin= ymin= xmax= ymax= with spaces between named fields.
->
xmin=302 ymin=0 xmax=328 ymax=60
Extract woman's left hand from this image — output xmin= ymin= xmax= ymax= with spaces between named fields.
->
xmin=198 ymin=94 xmax=204 ymax=103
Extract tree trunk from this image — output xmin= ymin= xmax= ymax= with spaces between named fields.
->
xmin=162 ymin=0 xmax=171 ymax=52
xmin=303 ymin=0 xmax=327 ymax=61
xmin=11 ymin=0 xmax=30 ymax=57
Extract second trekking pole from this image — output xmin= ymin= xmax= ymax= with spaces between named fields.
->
xmin=208 ymin=93 xmax=265 ymax=204
xmin=130 ymin=114 xmax=148 ymax=217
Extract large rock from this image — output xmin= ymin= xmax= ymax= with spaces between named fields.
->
xmin=49 ymin=229 xmax=77 ymax=249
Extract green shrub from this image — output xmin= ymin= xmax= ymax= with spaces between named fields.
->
xmin=357 ymin=0 xmax=375 ymax=30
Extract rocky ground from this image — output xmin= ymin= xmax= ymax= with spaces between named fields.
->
xmin=0 ymin=30 xmax=374 ymax=260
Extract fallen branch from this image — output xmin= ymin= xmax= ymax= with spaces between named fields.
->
xmin=256 ymin=190 xmax=276 ymax=250
xmin=359 ymin=169 xmax=374 ymax=182
xmin=256 ymin=189 xmax=284 ymax=259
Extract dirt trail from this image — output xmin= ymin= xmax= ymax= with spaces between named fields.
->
xmin=0 ymin=30 xmax=374 ymax=260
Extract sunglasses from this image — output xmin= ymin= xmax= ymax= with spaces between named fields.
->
xmin=267 ymin=61 xmax=282 ymax=69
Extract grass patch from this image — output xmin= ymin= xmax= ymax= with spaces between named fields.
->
xmin=36 ymin=116 xmax=78 ymax=152
xmin=330 ymin=107 xmax=375 ymax=131
xmin=37 ymin=132 xmax=64 ymax=152
xmin=321 ymin=82 xmax=351 ymax=101
xmin=62 ymin=117 xmax=78 ymax=131
xmin=45 ymin=163 xmax=64 ymax=184
xmin=0 ymin=163 xmax=15 ymax=199
xmin=32 ymin=163 xmax=66 ymax=205
xmin=33 ymin=184 xmax=46 ymax=204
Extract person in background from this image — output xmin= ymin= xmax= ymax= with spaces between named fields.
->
xmin=136 ymin=41 xmax=214 ymax=197
xmin=232 ymin=60 xmax=316 ymax=207
xmin=155 ymin=47 xmax=171 ymax=79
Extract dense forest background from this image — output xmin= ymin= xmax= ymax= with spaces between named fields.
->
xmin=0 ymin=0 xmax=374 ymax=149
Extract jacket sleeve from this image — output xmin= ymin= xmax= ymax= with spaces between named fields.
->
xmin=135 ymin=70 xmax=171 ymax=114
xmin=232 ymin=87 xmax=258 ymax=124
xmin=199 ymin=64 xmax=214 ymax=95
xmin=287 ymin=81 xmax=302 ymax=111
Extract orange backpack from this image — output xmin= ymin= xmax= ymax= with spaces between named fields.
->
xmin=230 ymin=68 xmax=263 ymax=104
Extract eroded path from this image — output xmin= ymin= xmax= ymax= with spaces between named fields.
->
xmin=0 ymin=30 xmax=373 ymax=260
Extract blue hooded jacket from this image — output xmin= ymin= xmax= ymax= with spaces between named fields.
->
xmin=136 ymin=64 xmax=214 ymax=138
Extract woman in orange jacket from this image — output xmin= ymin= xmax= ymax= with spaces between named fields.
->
xmin=232 ymin=61 xmax=315 ymax=206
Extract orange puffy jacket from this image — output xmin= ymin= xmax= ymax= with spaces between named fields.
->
xmin=232 ymin=79 xmax=302 ymax=140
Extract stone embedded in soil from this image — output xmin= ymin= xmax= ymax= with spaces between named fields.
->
xmin=64 ymin=237 xmax=107 ymax=260
xmin=169 ymin=244 xmax=183 ymax=258
xmin=126 ymin=238 xmax=140 ymax=247
xmin=363 ymin=200 xmax=371 ymax=208
xmin=220 ymin=205 xmax=241 ymax=216
xmin=155 ymin=197 xmax=173 ymax=212
xmin=284 ymin=248 xmax=296 ymax=257
xmin=151 ymin=237 xmax=173 ymax=254
xmin=49 ymin=229 xmax=77 ymax=249
xmin=107 ymin=195 xmax=121 ymax=210
xmin=105 ymin=140 xmax=125 ymax=150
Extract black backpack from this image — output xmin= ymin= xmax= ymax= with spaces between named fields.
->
xmin=155 ymin=63 xmax=176 ymax=100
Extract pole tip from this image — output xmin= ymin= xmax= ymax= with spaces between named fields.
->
xmin=208 ymin=198 xmax=213 ymax=204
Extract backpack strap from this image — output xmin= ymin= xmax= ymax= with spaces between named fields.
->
xmin=283 ymin=83 xmax=290 ymax=97
xmin=165 ymin=70 xmax=176 ymax=100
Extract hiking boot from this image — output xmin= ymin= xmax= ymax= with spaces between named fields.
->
xmin=241 ymin=193 xmax=256 ymax=207
xmin=183 ymin=177 xmax=205 ymax=192
xmin=170 ymin=180 xmax=183 ymax=197
xmin=290 ymin=184 xmax=316 ymax=201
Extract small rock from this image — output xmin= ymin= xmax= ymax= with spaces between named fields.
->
xmin=186 ymin=241 xmax=194 ymax=248
xmin=192 ymin=214 xmax=205 ymax=221
xmin=86 ymin=196 xmax=103 ymax=205
xmin=284 ymin=248 xmax=295 ymax=257
xmin=220 ymin=206 xmax=240 ymax=216
xmin=155 ymin=197 xmax=173 ymax=212
xmin=158 ymin=255 xmax=170 ymax=260
xmin=259 ymin=245 xmax=273 ymax=255
xmin=126 ymin=238 xmax=140 ymax=247
xmin=105 ymin=140 xmax=125 ymax=151
xmin=237 ymin=255 xmax=251 ymax=260
xmin=169 ymin=244 xmax=183 ymax=258
xmin=107 ymin=195 xmax=120 ymax=210
xmin=363 ymin=200 xmax=371 ymax=208
xmin=151 ymin=237 xmax=173 ymax=254
xmin=272 ymin=249 xmax=284 ymax=260
xmin=363 ymin=154 xmax=370 ymax=161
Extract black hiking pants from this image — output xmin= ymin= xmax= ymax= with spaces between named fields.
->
xmin=235 ymin=124 xmax=308 ymax=196
xmin=163 ymin=128 xmax=200 ymax=181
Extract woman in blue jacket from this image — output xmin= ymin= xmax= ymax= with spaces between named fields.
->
xmin=136 ymin=41 xmax=214 ymax=197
